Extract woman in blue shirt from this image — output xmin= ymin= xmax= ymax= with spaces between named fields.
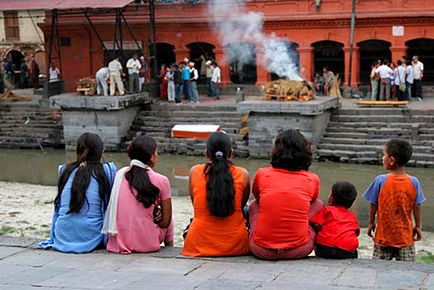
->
xmin=40 ymin=133 xmax=116 ymax=253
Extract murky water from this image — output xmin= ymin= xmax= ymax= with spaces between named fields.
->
xmin=1 ymin=149 xmax=433 ymax=230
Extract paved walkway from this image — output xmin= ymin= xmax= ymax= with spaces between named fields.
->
xmin=0 ymin=237 xmax=432 ymax=290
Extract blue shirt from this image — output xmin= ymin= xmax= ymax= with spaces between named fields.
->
xmin=182 ymin=67 xmax=190 ymax=81
xmin=40 ymin=162 xmax=116 ymax=253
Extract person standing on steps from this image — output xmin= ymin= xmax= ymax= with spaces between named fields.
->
xmin=173 ymin=63 xmax=183 ymax=104
xmin=211 ymin=62 xmax=221 ymax=100
xmin=189 ymin=61 xmax=200 ymax=103
xmin=126 ymin=53 xmax=142 ymax=94
xmin=108 ymin=57 xmax=125 ymax=96
xmin=412 ymin=56 xmax=424 ymax=101
xmin=375 ymin=60 xmax=393 ymax=101
xmin=95 ymin=63 xmax=109 ymax=96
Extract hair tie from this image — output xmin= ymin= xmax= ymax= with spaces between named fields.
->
xmin=79 ymin=161 xmax=87 ymax=168
xmin=215 ymin=151 xmax=224 ymax=158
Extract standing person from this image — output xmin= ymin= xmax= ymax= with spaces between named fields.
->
xmin=406 ymin=60 xmax=414 ymax=101
xmin=139 ymin=56 xmax=147 ymax=92
xmin=323 ymin=66 xmax=334 ymax=96
xmin=166 ymin=64 xmax=175 ymax=102
xmin=206 ymin=60 xmax=214 ymax=97
xmin=199 ymin=54 xmax=207 ymax=81
xmin=182 ymin=132 xmax=250 ymax=257
xmin=412 ymin=56 xmax=424 ymax=100
xmin=49 ymin=63 xmax=61 ymax=83
xmin=310 ymin=181 xmax=360 ymax=259
xmin=126 ymin=53 xmax=141 ymax=94
xmin=182 ymin=61 xmax=191 ymax=100
xmin=0 ymin=59 xmax=4 ymax=94
xmin=375 ymin=60 xmax=393 ymax=101
xmin=19 ymin=60 xmax=28 ymax=88
xmin=370 ymin=62 xmax=379 ymax=101
xmin=363 ymin=139 xmax=425 ymax=262
xmin=314 ymin=72 xmax=324 ymax=96
xmin=159 ymin=64 xmax=168 ymax=100
xmin=173 ymin=63 xmax=183 ymax=104
xmin=390 ymin=62 xmax=396 ymax=100
xmin=105 ymin=136 xmax=174 ymax=254
xmin=189 ymin=61 xmax=200 ymax=103
xmin=108 ymin=57 xmax=125 ymax=96
xmin=39 ymin=133 xmax=116 ymax=253
xmin=395 ymin=60 xmax=407 ymax=101
xmin=95 ymin=63 xmax=109 ymax=96
xmin=4 ymin=57 xmax=15 ymax=89
xmin=31 ymin=54 xmax=40 ymax=89
xmin=210 ymin=62 xmax=221 ymax=100
xmin=249 ymin=130 xmax=324 ymax=260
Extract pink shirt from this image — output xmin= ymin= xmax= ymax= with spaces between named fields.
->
xmin=107 ymin=168 xmax=171 ymax=254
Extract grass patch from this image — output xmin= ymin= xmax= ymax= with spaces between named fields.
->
xmin=8 ymin=211 xmax=21 ymax=217
xmin=18 ymin=220 xmax=30 ymax=224
xmin=417 ymin=250 xmax=434 ymax=264
xmin=0 ymin=226 xmax=15 ymax=235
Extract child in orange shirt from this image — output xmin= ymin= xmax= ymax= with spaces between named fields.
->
xmin=310 ymin=181 xmax=359 ymax=259
xmin=363 ymin=139 xmax=425 ymax=262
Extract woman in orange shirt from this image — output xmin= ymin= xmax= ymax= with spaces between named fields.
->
xmin=249 ymin=129 xmax=324 ymax=260
xmin=182 ymin=132 xmax=250 ymax=257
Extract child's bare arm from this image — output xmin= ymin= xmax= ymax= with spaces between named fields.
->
xmin=367 ymin=203 xmax=377 ymax=237
xmin=413 ymin=204 xmax=422 ymax=241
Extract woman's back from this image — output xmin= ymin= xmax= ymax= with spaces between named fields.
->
xmin=41 ymin=162 xmax=116 ymax=253
xmin=182 ymin=164 xmax=249 ymax=257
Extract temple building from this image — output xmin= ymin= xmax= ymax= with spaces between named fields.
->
xmin=9 ymin=0 xmax=433 ymax=92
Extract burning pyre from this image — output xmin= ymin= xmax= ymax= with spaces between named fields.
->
xmin=262 ymin=80 xmax=316 ymax=101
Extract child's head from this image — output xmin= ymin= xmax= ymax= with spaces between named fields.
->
xmin=329 ymin=181 xmax=357 ymax=208
xmin=383 ymin=139 xmax=412 ymax=170
xmin=76 ymin=132 xmax=104 ymax=165
xmin=271 ymin=129 xmax=312 ymax=171
xmin=127 ymin=136 xmax=158 ymax=167
xmin=206 ymin=131 xmax=232 ymax=161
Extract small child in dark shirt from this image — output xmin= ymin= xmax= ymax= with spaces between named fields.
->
xmin=310 ymin=181 xmax=360 ymax=259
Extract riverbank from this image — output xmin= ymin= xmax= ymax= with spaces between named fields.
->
xmin=0 ymin=181 xmax=433 ymax=262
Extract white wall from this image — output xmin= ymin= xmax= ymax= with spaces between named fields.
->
xmin=0 ymin=10 xmax=45 ymax=44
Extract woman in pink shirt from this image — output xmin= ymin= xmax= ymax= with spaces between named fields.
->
xmin=106 ymin=136 xmax=174 ymax=254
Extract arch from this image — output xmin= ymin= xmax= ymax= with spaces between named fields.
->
xmin=186 ymin=42 xmax=215 ymax=83
xmin=225 ymin=42 xmax=257 ymax=84
xmin=6 ymin=49 xmax=24 ymax=87
xmin=270 ymin=41 xmax=299 ymax=81
xmin=312 ymin=40 xmax=344 ymax=80
xmin=146 ymin=42 xmax=176 ymax=77
xmin=357 ymin=39 xmax=391 ymax=84
xmin=406 ymin=38 xmax=434 ymax=83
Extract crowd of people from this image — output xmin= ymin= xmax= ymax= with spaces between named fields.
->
xmin=39 ymin=130 xmax=425 ymax=262
xmin=313 ymin=66 xmax=335 ymax=97
xmin=158 ymin=57 xmax=221 ymax=104
xmin=370 ymin=55 xmax=424 ymax=101
xmin=0 ymin=54 xmax=41 ymax=92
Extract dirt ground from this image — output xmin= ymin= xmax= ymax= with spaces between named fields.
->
xmin=0 ymin=181 xmax=433 ymax=260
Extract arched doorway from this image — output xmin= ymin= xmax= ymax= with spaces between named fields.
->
xmin=225 ymin=42 xmax=257 ymax=84
xmin=270 ymin=41 xmax=299 ymax=81
xmin=186 ymin=42 xmax=215 ymax=83
xmin=312 ymin=41 xmax=344 ymax=81
xmin=6 ymin=49 xmax=24 ymax=86
xmin=406 ymin=38 xmax=434 ymax=83
xmin=150 ymin=42 xmax=176 ymax=75
xmin=358 ymin=40 xmax=391 ymax=84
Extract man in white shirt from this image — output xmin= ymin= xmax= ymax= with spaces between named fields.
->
xmin=395 ymin=60 xmax=406 ymax=101
xmin=126 ymin=53 xmax=142 ymax=94
xmin=210 ymin=62 xmax=221 ymax=100
xmin=412 ymin=56 xmax=424 ymax=100
xmin=95 ymin=63 xmax=109 ymax=96
xmin=375 ymin=60 xmax=393 ymax=100
xmin=108 ymin=57 xmax=125 ymax=96
xmin=188 ymin=61 xmax=200 ymax=103
xmin=49 ymin=63 xmax=61 ymax=83
xmin=206 ymin=60 xmax=213 ymax=97
xmin=405 ymin=60 xmax=414 ymax=100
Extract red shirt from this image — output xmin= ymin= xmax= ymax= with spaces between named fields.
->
xmin=252 ymin=167 xmax=319 ymax=249
xmin=310 ymin=206 xmax=359 ymax=252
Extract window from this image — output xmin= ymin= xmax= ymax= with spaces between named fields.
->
xmin=4 ymin=11 xmax=20 ymax=41
xmin=60 ymin=37 xmax=71 ymax=47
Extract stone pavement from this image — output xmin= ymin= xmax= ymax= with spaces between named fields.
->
xmin=0 ymin=237 xmax=433 ymax=290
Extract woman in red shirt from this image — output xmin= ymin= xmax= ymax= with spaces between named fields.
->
xmin=249 ymin=129 xmax=324 ymax=260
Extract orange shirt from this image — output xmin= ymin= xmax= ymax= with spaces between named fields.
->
xmin=252 ymin=167 xmax=319 ymax=249
xmin=181 ymin=164 xmax=249 ymax=257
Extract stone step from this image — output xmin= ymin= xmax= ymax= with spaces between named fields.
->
xmin=325 ymin=127 xmax=414 ymax=137
xmin=321 ymin=137 xmax=434 ymax=147
xmin=331 ymin=115 xmax=434 ymax=123
xmin=317 ymin=143 xmax=433 ymax=153
xmin=138 ymin=110 xmax=240 ymax=118
xmin=326 ymin=121 xmax=432 ymax=129
xmin=334 ymin=109 xmax=433 ymax=116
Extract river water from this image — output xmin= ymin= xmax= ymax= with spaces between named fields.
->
xmin=1 ymin=149 xmax=433 ymax=230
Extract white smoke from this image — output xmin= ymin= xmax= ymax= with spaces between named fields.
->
xmin=208 ymin=0 xmax=302 ymax=81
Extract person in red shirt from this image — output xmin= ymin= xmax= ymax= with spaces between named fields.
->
xmin=310 ymin=181 xmax=360 ymax=259
xmin=249 ymin=129 xmax=324 ymax=260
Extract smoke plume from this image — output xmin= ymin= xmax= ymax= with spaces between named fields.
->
xmin=208 ymin=0 xmax=302 ymax=80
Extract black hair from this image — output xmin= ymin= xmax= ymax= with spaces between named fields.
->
xmin=271 ymin=130 xmax=312 ymax=171
xmin=385 ymin=139 xmax=412 ymax=167
xmin=331 ymin=181 xmax=357 ymax=208
xmin=397 ymin=60 xmax=402 ymax=66
xmin=125 ymin=136 xmax=160 ymax=208
xmin=55 ymin=133 xmax=110 ymax=214
xmin=204 ymin=132 xmax=235 ymax=218
xmin=384 ymin=59 xmax=390 ymax=66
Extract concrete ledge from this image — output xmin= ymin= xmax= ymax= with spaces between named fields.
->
xmin=0 ymin=237 xmax=432 ymax=289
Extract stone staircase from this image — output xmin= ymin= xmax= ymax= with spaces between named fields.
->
xmin=0 ymin=103 xmax=63 ymax=149
xmin=127 ymin=102 xmax=248 ymax=157
xmin=316 ymin=108 xmax=434 ymax=167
